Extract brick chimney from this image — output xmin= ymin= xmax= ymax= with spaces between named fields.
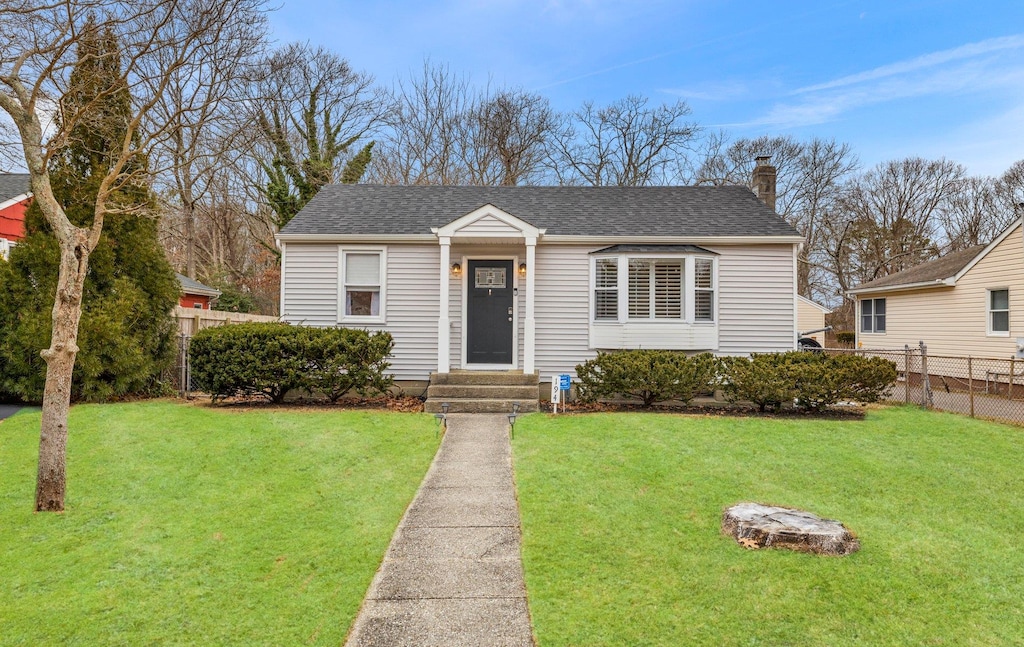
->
xmin=752 ymin=155 xmax=777 ymax=211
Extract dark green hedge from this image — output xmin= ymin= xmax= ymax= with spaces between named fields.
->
xmin=576 ymin=350 xmax=720 ymax=407
xmin=189 ymin=323 xmax=393 ymax=403
xmin=576 ymin=349 xmax=896 ymax=411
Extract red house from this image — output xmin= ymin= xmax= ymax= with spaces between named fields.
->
xmin=176 ymin=273 xmax=221 ymax=310
xmin=0 ymin=173 xmax=31 ymax=259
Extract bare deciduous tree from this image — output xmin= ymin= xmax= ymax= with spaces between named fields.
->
xmin=547 ymin=95 xmax=698 ymax=186
xmin=0 ymin=0 xmax=267 ymax=511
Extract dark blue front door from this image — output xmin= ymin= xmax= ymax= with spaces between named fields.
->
xmin=466 ymin=260 xmax=514 ymax=365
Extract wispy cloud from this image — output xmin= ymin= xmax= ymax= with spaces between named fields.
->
xmin=793 ymin=34 xmax=1024 ymax=94
xmin=735 ymin=34 xmax=1024 ymax=129
xmin=660 ymin=80 xmax=749 ymax=102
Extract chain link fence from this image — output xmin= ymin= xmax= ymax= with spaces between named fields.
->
xmin=162 ymin=333 xmax=193 ymax=398
xmin=824 ymin=344 xmax=1024 ymax=425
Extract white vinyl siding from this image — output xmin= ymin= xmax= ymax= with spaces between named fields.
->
xmin=281 ymin=244 xmax=339 ymax=326
xmin=384 ymin=245 xmax=440 ymax=380
xmin=716 ymin=244 xmax=798 ymax=354
xmin=535 ymin=245 xmax=593 ymax=378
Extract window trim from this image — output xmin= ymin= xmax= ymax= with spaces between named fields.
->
xmin=988 ymin=287 xmax=1010 ymax=337
xmin=860 ymin=297 xmax=886 ymax=334
xmin=338 ymin=246 xmax=387 ymax=325
xmin=590 ymin=252 xmax=717 ymax=324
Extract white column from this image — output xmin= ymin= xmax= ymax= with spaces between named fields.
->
xmin=524 ymin=237 xmax=537 ymax=375
xmin=438 ymin=237 xmax=451 ymax=373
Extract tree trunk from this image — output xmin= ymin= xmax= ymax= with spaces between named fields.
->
xmin=35 ymin=233 xmax=91 ymax=512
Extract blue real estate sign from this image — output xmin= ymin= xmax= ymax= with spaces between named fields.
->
xmin=559 ymin=374 xmax=571 ymax=391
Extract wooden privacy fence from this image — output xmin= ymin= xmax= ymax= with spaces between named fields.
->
xmin=171 ymin=305 xmax=278 ymax=336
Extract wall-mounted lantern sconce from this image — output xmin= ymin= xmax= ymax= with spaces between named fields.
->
xmin=518 ymin=262 xmax=527 ymax=277
xmin=451 ymin=263 xmax=462 ymax=277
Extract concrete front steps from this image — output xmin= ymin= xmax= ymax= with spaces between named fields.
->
xmin=425 ymin=371 xmax=540 ymax=413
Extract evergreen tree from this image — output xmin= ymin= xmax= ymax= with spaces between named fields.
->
xmin=0 ymin=21 xmax=178 ymax=402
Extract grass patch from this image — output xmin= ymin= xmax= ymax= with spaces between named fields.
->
xmin=513 ymin=406 xmax=1024 ymax=646
xmin=0 ymin=400 xmax=438 ymax=646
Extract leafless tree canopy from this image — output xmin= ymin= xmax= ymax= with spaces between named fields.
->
xmin=547 ymin=95 xmax=698 ymax=186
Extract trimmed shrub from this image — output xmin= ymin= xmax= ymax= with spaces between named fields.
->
xmin=835 ymin=331 xmax=856 ymax=346
xmin=576 ymin=350 xmax=709 ymax=407
xmin=304 ymin=327 xmax=394 ymax=403
xmin=723 ymin=353 xmax=799 ymax=412
xmin=190 ymin=323 xmax=307 ymax=403
xmin=190 ymin=323 xmax=395 ymax=403
xmin=724 ymin=351 xmax=897 ymax=412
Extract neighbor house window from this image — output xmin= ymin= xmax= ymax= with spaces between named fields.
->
xmin=342 ymin=250 xmax=384 ymax=320
xmin=989 ymin=289 xmax=1009 ymax=335
xmin=591 ymin=253 xmax=715 ymax=323
xmin=861 ymin=297 xmax=886 ymax=333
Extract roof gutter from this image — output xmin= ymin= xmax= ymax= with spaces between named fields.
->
xmin=0 ymin=192 xmax=32 ymax=212
xmin=275 ymin=233 xmax=805 ymax=245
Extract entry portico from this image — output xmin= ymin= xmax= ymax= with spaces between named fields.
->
xmin=434 ymin=204 xmax=544 ymax=374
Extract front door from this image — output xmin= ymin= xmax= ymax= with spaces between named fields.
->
xmin=466 ymin=259 xmax=514 ymax=365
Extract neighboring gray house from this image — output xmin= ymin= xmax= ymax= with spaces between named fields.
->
xmin=276 ymin=180 xmax=803 ymax=387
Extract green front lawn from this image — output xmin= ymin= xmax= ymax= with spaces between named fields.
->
xmin=0 ymin=401 xmax=438 ymax=646
xmin=513 ymin=406 xmax=1024 ymax=646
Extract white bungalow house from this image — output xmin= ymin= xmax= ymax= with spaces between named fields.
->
xmin=847 ymin=218 xmax=1024 ymax=359
xmin=277 ymin=178 xmax=803 ymax=410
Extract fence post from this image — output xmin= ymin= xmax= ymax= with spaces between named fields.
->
xmin=968 ymin=356 xmax=974 ymax=418
xmin=919 ymin=341 xmax=932 ymax=408
xmin=1003 ymin=354 xmax=1011 ymax=399
xmin=904 ymin=344 xmax=911 ymax=404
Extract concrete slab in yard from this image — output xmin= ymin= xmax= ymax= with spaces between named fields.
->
xmin=373 ymin=558 xmax=526 ymax=599
xmin=404 ymin=486 xmax=519 ymax=527
xmin=387 ymin=526 xmax=522 ymax=560
xmin=434 ymin=440 xmax=510 ymax=466
xmin=424 ymin=461 xmax=514 ymax=488
xmin=347 ymin=598 xmax=533 ymax=647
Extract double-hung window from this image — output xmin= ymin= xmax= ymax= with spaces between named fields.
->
xmin=860 ymin=297 xmax=886 ymax=333
xmin=989 ymin=288 xmax=1009 ymax=335
xmin=341 ymin=249 xmax=385 ymax=322
xmin=594 ymin=258 xmax=619 ymax=320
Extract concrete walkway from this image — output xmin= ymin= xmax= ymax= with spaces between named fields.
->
xmin=0 ymin=404 xmax=24 ymax=421
xmin=344 ymin=414 xmax=535 ymax=647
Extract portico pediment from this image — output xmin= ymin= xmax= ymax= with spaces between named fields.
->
xmin=433 ymin=204 xmax=544 ymax=241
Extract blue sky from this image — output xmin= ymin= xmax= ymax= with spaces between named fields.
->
xmin=268 ymin=0 xmax=1024 ymax=178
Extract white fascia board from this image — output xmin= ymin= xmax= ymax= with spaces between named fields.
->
xmin=0 ymin=193 xmax=31 ymax=212
xmin=275 ymin=233 xmax=435 ymax=243
xmin=435 ymin=203 xmax=543 ymax=238
xmin=540 ymin=234 xmax=805 ymax=245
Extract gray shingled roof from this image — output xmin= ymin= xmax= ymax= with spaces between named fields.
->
xmin=176 ymin=273 xmax=221 ymax=297
xmin=850 ymin=245 xmax=985 ymax=292
xmin=0 ymin=173 xmax=31 ymax=203
xmin=279 ymin=185 xmax=801 ymax=238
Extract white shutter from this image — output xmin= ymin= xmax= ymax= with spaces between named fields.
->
xmin=654 ymin=261 xmax=682 ymax=319
xmin=628 ymin=260 xmax=651 ymax=318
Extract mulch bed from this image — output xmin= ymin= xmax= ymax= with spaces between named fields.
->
xmin=187 ymin=394 xmax=868 ymax=420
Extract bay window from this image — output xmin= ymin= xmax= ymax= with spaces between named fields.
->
xmin=591 ymin=248 xmax=717 ymax=324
